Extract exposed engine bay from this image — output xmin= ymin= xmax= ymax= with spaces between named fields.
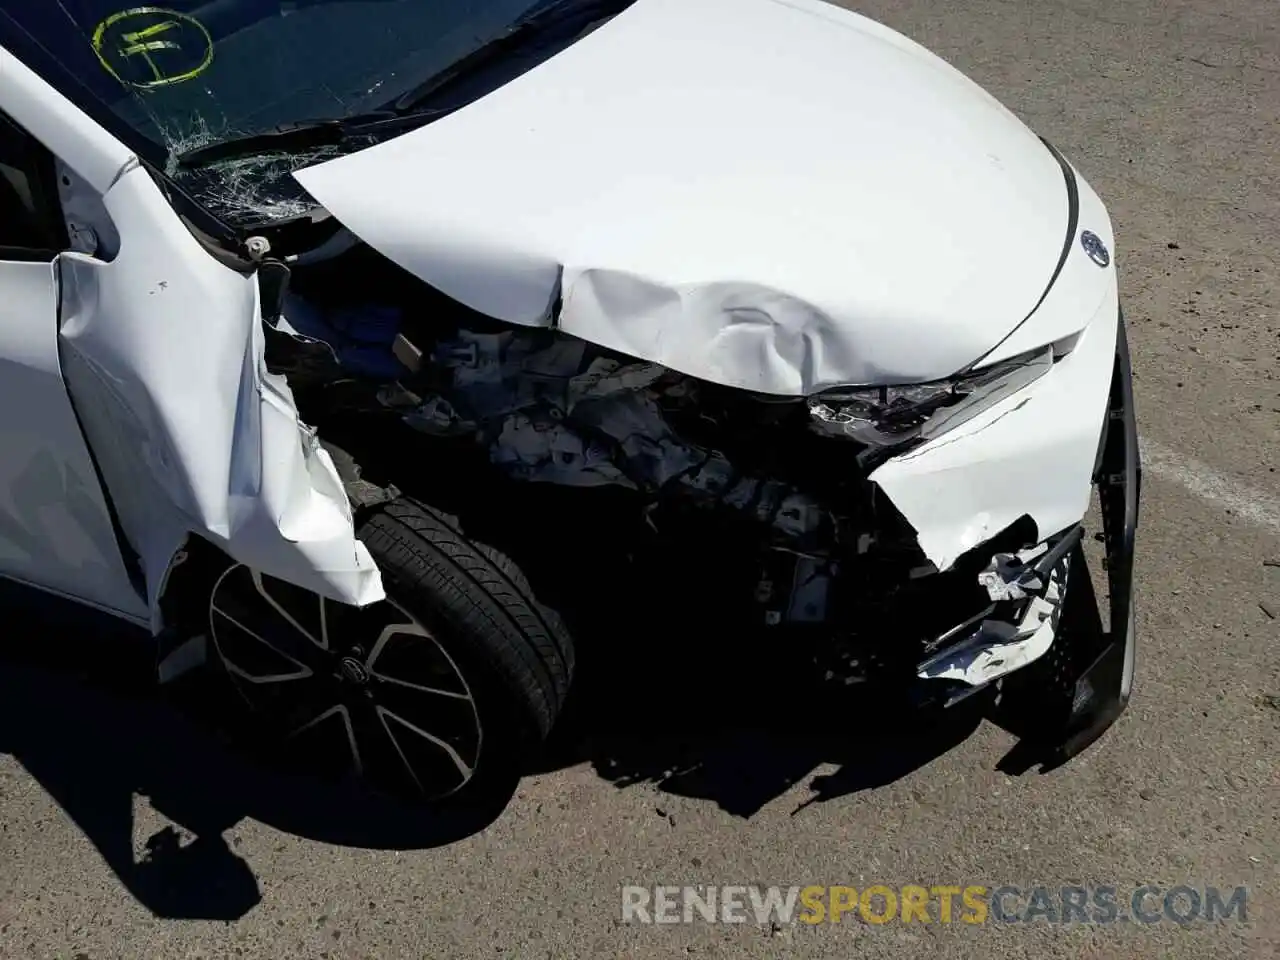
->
xmin=258 ymin=241 xmax=1073 ymax=700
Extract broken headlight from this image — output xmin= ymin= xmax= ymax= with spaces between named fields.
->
xmin=807 ymin=346 xmax=1054 ymax=448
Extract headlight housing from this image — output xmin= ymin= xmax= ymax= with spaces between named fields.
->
xmin=807 ymin=346 xmax=1054 ymax=448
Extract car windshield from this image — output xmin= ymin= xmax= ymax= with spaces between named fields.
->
xmin=0 ymin=0 xmax=618 ymax=223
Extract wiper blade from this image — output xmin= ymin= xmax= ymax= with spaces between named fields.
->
xmin=393 ymin=0 xmax=630 ymax=112
xmin=174 ymin=108 xmax=444 ymax=169
xmin=175 ymin=1 xmax=630 ymax=169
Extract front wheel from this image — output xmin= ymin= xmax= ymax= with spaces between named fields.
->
xmin=206 ymin=497 xmax=574 ymax=807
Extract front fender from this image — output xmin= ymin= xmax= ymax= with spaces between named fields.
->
xmin=58 ymin=163 xmax=383 ymax=632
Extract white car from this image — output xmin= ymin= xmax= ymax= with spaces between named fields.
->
xmin=0 ymin=0 xmax=1138 ymax=805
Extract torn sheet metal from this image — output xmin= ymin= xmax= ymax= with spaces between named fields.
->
xmin=917 ymin=551 xmax=1069 ymax=687
xmin=870 ymin=281 xmax=1119 ymax=572
xmin=293 ymin=0 xmax=1073 ymax=395
xmin=57 ymin=164 xmax=383 ymax=628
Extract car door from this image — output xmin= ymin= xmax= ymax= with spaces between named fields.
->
xmin=0 ymin=108 xmax=147 ymax=621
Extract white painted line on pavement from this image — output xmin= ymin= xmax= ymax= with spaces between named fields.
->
xmin=1140 ymin=438 xmax=1280 ymax=537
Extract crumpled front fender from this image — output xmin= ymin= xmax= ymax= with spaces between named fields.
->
xmin=58 ymin=163 xmax=383 ymax=631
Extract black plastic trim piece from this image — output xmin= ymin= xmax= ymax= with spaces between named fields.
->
xmin=1056 ymin=307 xmax=1140 ymax=760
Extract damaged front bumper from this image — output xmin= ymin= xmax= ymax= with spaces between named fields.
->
xmin=917 ymin=525 xmax=1082 ymax=695
xmin=271 ymin=248 xmax=1136 ymax=759
xmin=897 ymin=305 xmax=1139 ymax=758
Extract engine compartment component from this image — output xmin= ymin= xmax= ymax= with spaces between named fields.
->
xmin=262 ymin=246 xmax=1049 ymax=692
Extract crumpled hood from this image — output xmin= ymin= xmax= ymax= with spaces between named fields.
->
xmin=295 ymin=0 xmax=1070 ymax=395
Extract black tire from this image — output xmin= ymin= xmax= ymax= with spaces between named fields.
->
xmin=357 ymin=497 xmax=575 ymax=744
xmin=204 ymin=496 xmax=574 ymax=808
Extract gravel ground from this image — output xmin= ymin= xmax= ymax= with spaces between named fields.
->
xmin=1 ymin=0 xmax=1278 ymax=957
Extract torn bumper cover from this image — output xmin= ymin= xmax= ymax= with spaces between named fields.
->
xmin=868 ymin=284 xmax=1119 ymax=574
xmin=902 ymin=302 xmax=1139 ymax=756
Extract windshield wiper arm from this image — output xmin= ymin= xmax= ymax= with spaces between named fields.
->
xmin=174 ymin=108 xmax=445 ymax=169
xmin=393 ymin=0 xmax=630 ymax=112
xmin=175 ymin=0 xmax=630 ymax=169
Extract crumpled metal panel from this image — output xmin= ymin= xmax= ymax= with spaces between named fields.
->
xmin=58 ymin=164 xmax=383 ymax=630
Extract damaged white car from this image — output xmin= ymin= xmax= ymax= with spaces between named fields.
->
xmin=0 ymin=0 xmax=1139 ymax=805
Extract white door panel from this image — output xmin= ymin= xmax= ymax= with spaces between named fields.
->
xmin=0 ymin=257 xmax=147 ymax=618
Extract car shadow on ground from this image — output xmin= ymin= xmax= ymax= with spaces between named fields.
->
xmin=537 ymin=624 xmax=987 ymax=820
xmin=0 ymin=578 xmax=995 ymax=923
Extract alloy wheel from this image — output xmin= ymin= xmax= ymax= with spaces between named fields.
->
xmin=208 ymin=565 xmax=483 ymax=800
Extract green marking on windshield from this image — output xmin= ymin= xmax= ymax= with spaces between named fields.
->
xmin=91 ymin=8 xmax=214 ymax=89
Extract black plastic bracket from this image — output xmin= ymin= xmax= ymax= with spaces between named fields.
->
xmin=1055 ymin=309 xmax=1141 ymax=761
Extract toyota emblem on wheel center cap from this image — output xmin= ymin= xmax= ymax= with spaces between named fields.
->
xmin=1080 ymin=230 xmax=1110 ymax=267
xmin=339 ymin=656 xmax=370 ymax=685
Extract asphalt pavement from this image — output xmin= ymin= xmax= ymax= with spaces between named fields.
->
xmin=1 ymin=0 xmax=1278 ymax=957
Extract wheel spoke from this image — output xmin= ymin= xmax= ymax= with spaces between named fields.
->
xmin=252 ymin=571 xmax=327 ymax=650
xmin=373 ymin=705 xmax=427 ymax=796
xmin=288 ymin=704 xmax=362 ymax=776
xmin=210 ymin=608 xmax=313 ymax=684
xmin=210 ymin=565 xmax=485 ymax=800
xmin=210 ymin=565 xmax=332 ymax=671
xmin=319 ymin=594 xmax=330 ymax=651
xmin=375 ymin=677 xmax=481 ymax=761
xmin=377 ymin=705 xmax=475 ymax=783
xmin=372 ymin=673 xmax=471 ymax=699
xmin=366 ymin=624 xmax=474 ymax=701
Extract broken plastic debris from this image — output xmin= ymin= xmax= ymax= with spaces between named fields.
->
xmin=393 ymin=333 xmax=424 ymax=373
xmin=571 ymin=392 xmax=702 ymax=488
xmin=977 ymin=542 xmax=1051 ymax=601
xmin=918 ymin=595 xmax=1058 ymax=686
xmin=404 ymin=395 xmax=474 ymax=437
xmin=376 ymin=382 xmax=423 ymax=410
xmin=773 ymin=492 xmax=827 ymax=539
xmin=569 ymin=358 xmax=667 ymax=405
xmin=918 ymin=550 xmax=1068 ymax=686
xmin=433 ymin=329 xmax=584 ymax=420
xmin=786 ymin=557 xmax=833 ymax=623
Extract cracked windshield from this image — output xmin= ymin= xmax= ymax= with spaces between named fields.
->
xmin=1 ymin=1 xmax=578 ymax=221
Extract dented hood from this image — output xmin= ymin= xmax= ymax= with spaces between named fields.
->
xmin=295 ymin=0 xmax=1070 ymax=395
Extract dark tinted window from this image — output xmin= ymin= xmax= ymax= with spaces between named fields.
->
xmin=0 ymin=113 xmax=65 ymax=258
